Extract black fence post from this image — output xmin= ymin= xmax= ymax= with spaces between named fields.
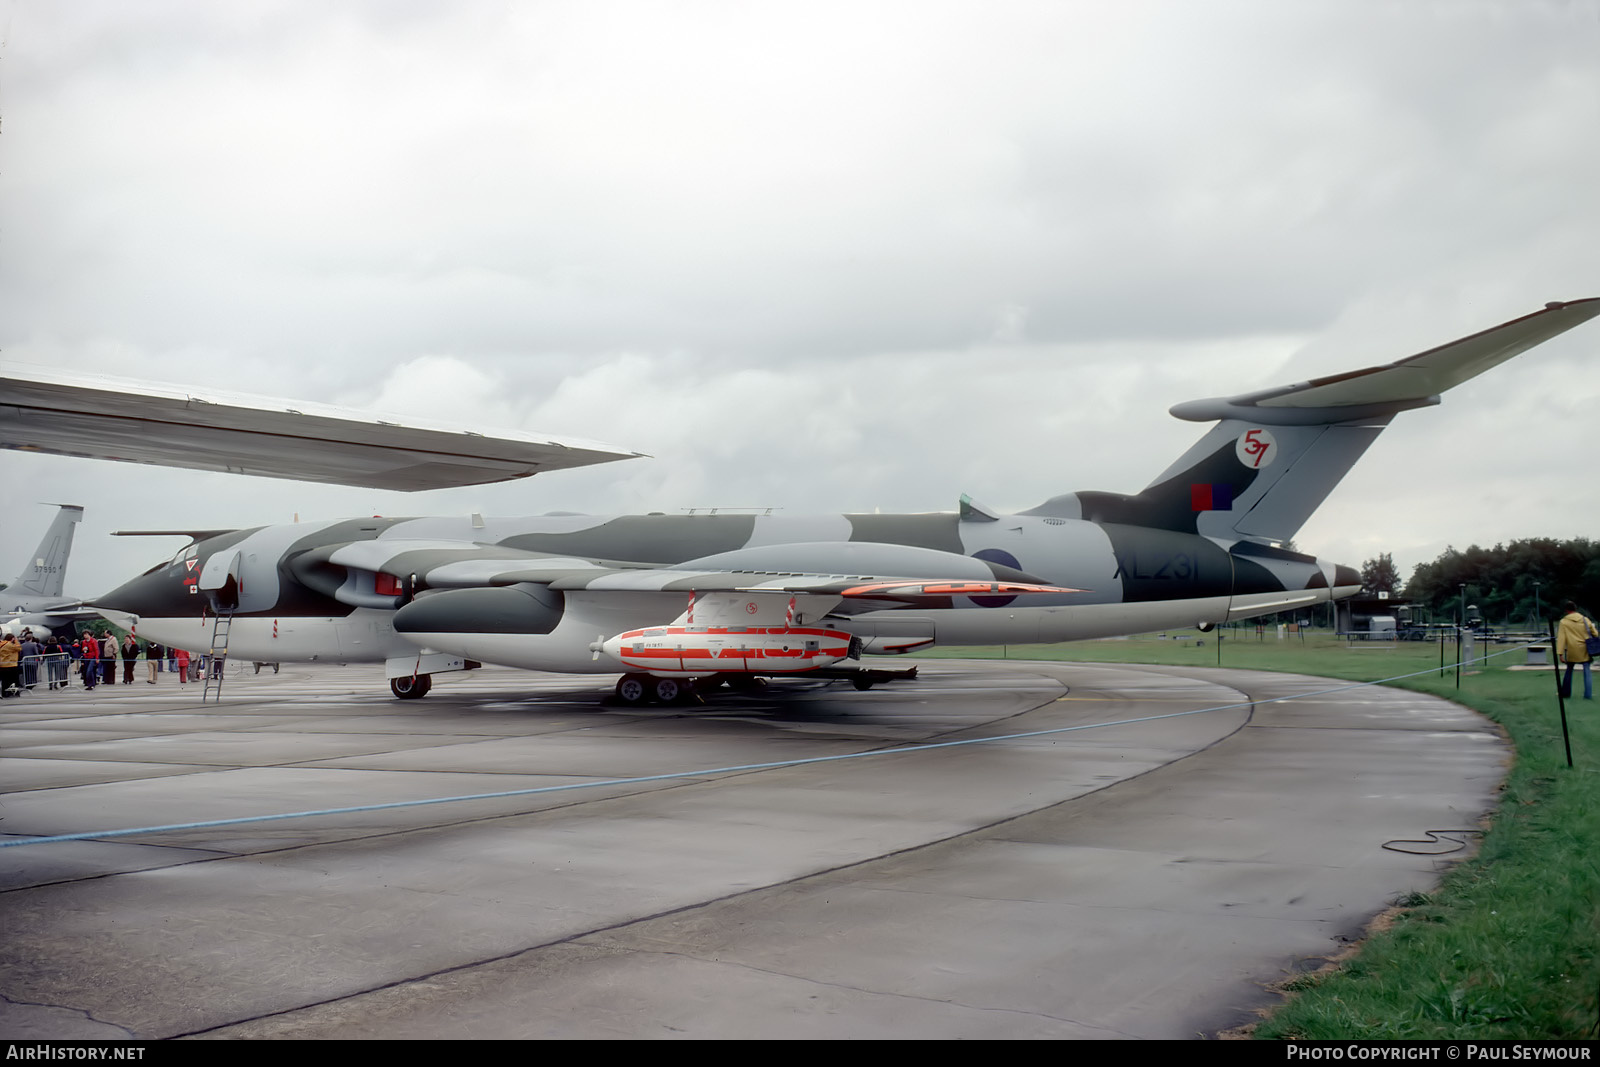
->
xmin=1548 ymin=621 xmax=1574 ymax=769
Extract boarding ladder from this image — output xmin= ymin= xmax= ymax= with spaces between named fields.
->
xmin=202 ymin=610 xmax=233 ymax=703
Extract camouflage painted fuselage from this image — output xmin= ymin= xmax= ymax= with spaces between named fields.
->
xmin=98 ymin=505 xmax=1358 ymax=673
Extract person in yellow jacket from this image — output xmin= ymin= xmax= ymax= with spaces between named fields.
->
xmin=0 ymin=634 xmax=20 ymax=697
xmin=1555 ymin=600 xmax=1598 ymax=700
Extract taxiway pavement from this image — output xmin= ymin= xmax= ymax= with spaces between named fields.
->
xmin=0 ymin=659 xmax=1503 ymax=1039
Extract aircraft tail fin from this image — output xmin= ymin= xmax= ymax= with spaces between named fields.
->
xmin=12 ymin=504 xmax=83 ymax=598
xmin=1026 ymin=299 xmax=1600 ymax=544
xmin=1113 ymin=415 xmax=1390 ymax=544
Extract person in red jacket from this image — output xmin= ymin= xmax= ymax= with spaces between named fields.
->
xmin=80 ymin=634 xmax=99 ymax=689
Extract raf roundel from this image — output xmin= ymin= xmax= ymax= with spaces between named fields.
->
xmin=1236 ymin=428 xmax=1276 ymax=469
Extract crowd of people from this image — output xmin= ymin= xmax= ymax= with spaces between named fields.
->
xmin=2 ymin=607 xmax=1598 ymax=701
xmin=0 ymin=629 xmax=201 ymax=697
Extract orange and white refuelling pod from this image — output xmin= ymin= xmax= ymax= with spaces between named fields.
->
xmin=601 ymin=624 xmax=853 ymax=676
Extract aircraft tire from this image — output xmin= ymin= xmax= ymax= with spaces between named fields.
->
xmin=651 ymin=677 xmax=683 ymax=704
xmin=616 ymin=674 xmax=649 ymax=705
xmin=390 ymin=674 xmax=432 ymax=700
xmin=851 ymin=675 xmax=874 ymax=691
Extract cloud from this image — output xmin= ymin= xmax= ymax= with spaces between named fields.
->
xmin=2 ymin=1 xmax=1598 ymax=600
xmin=355 ymin=354 xmax=521 ymax=429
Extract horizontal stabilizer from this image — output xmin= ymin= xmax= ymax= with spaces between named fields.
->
xmin=0 ymin=366 xmax=646 ymax=491
xmin=1172 ymin=298 xmax=1600 ymax=423
xmin=1088 ymin=299 xmax=1600 ymax=546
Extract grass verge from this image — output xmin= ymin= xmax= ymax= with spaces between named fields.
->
xmin=912 ymin=630 xmax=1600 ymax=1039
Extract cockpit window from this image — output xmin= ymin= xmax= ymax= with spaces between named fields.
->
xmin=141 ymin=544 xmax=200 ymax=576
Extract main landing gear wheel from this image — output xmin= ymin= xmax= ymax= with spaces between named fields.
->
xmin=390 ymin=674 xmax=432 ymax=699
xmin=615 ymin=674 xmax=692 ymax=705
xmin=615 ymin=674 xmax=649 ymax=706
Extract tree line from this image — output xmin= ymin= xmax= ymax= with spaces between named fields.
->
xmin=1379 ymin=539 xmax=1600 ymax=628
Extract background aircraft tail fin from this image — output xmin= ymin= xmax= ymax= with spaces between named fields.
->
xmin=1026 ymin=299 xmax=1600 ymax=544
xmin=12 ymin=504 xmax=83 ymax=598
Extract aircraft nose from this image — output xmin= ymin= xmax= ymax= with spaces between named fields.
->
xmin=94 ymin=570 xmax=184 ymax=618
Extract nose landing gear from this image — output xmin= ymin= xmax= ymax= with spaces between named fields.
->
xmin=390 ymin=674 xmax=432 ymax=699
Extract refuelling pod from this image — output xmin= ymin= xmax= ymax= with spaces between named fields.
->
xmin=601 ymin=624 xmax=855 ymax=677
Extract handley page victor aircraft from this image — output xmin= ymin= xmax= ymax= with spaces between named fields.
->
xmin=4 ymin=299 xmax=1598 ymax=703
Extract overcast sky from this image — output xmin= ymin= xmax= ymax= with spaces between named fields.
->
xmin=3 ymin=0 xmax=1599 ymax=601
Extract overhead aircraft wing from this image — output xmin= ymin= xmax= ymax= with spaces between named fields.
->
xmin=1171 ymin=298 xmax=1600 ymax=420
xmin=0 ymin=364 xmax=646 ymax=491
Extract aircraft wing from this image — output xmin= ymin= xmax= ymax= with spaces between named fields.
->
xmin=547 ymin=570 xmax=1081 ymax=603
xmin=0 ymin=365 xmax=646 ymax=491
xmin=0 ymin=604 xmax=104 ymax=638
xmin=1171 ymin=298 xmax=1600 ymax=419
xmin=296 ymin=538 xmax=1081 ymax=609
xmin=9 ymin=606 xmax=101 ymax=623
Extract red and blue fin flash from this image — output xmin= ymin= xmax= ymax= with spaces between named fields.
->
xmin=1190 ymin=483 xmax=1233 ymax=511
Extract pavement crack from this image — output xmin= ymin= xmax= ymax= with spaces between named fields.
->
xmin=0 ymin=992 xmax=139 ymax=1039
xmin=610 ymin=947 xmax=1146 ymax=1038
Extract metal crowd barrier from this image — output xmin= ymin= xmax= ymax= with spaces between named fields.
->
xmin=14 ymin=652 xmax=76 ymax=692
xmin=4 ymin=646 xmax=217 ymax=697
xmin=8 ymin=651 xmax=203 ymax=693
